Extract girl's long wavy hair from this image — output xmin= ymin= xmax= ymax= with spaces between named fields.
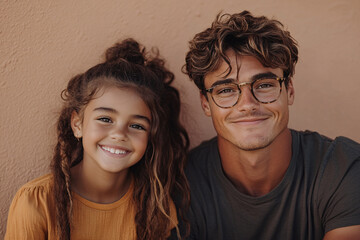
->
xmin=51 ymin=38 xmax=190 ymax=240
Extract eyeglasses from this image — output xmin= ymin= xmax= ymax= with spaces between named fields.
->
xmin=204 ymin=77 xmax=287 ymax=108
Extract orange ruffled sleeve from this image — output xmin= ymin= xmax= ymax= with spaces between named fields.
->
xmin=5 ymin=174 xmax=57 ymax=240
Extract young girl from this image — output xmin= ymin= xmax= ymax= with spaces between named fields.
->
xmin=5 ymin=38 xmax=189 ymax=240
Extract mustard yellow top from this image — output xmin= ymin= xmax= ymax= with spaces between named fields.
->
xmin=5 ymin=174 xmax=177 ymax=240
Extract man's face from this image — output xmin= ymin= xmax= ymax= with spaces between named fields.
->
xmin=201 ymin=50 xmax=294 ymax=151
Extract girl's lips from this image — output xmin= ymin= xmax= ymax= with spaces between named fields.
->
xmin=99 ymin=145 xmax=129 ymax=155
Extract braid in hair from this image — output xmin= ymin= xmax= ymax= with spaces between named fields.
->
xmin=51 ymin=75 xmax=85 ymax=240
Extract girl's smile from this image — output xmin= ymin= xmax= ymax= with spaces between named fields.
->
xmin=100 ymin=145 xmax=129 ymax=156
xmin=71 ymin=85 xmax=151 ymax=176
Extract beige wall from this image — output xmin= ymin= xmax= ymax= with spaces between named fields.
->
xmin=1 ymin=0 xmax=359 ymax=237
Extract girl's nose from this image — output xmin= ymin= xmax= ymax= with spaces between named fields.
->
xmin=111 ymin=125 xmax=128 ymax=142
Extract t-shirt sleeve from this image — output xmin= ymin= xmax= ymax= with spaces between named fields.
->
xmin=317 ymin=141 xmax=360 ymax=233
xmin=5 ymin=184 xmax=49 ymax=240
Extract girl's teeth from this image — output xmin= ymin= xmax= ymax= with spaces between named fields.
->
xmin=101 ymin=146 xmax=126 ymax=155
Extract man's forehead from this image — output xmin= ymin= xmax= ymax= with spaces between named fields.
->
xmin=204 ymin=54 xmax=284 ymax=86
xmin=205 ymin=51 xmax=239 ymax=79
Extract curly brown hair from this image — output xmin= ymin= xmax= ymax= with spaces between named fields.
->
xmin=51 ymin=38 xmax=190 ymax=240
xmin=184 ymin=10 xmax=299 ymax=93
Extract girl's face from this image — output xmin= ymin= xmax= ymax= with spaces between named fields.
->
xmin=71 ymin=85 xmax=151 ymax=176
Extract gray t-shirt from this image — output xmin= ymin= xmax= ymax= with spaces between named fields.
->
xmin=181 ymin=130 xmax=360 ymax=240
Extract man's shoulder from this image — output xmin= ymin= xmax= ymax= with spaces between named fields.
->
xmin=293 ymin=130 xmax=360 ymax=174
xmin=332 ymin=135 xmax=360 ymax=155
xmin=294 ymin=129 xmax=360 ymax=157
xmin=295 ymin=131 xmax=360 ymax=233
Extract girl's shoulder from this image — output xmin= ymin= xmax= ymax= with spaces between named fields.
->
xmin=5 ymin=174 xmax=55 ymax=239
xmin=16 ymin=173 xmax=53 ymax=198
xmin=8 ymin=174 xmax=54 ymax=219
xmin=21 ymin=173 xmax=53 ymax=187
xmin=9 ymin=173 xmax=54 ymax=210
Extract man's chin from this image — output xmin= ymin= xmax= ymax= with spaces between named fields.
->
xmin=235 ymin=135 xmax=273 ymax=151
xmin=238 ymin=143 xmax=271 ymax=151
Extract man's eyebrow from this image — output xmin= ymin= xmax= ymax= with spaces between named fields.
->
xmin=251 ymin=72 xmax=280 ymax=81
xmin=209 ymin=72 xmax=281 ymax=88
xmin=210 ymin=78 xmax=234 ymax=88
xmin=94 ymin=107 xmax=151 ymax=124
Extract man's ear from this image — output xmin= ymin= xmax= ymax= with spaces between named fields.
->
xmin=71 ymin=111 xmax=83 ymax=138
xmin=286 ymin=78 xmax=295 ymax=106
xmin=200 ymin=92 xmax=212 ymax=117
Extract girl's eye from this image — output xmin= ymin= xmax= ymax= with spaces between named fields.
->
xmin=130 ymin=124 xmax=146 ymax=131
xmin=98 ymin=117 xmax=112 ymax=123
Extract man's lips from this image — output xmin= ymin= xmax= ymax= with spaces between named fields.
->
xmin=235 ymin=117 xmax=268 ymax=122
xmin=233 ymin=118 xmax=267 ymax=125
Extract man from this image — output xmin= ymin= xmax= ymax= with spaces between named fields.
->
xmin=182 ymin=11 xmax=360 ymax=239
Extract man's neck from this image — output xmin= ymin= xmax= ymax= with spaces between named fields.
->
xmin=218 ymin=128 xmax=292 ymax=197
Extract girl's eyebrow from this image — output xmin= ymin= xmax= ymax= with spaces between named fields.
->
xmin=133 ymin=115 xmax=151 ymax=124
xmin=93 ymin=107 xmax=151 ymax=124
xmin=94 ymin=107 xmax=117 ymax=113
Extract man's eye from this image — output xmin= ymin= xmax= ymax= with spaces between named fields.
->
xmin=98 ymin=117 xmax=112 ymax=123
xmin=130 ymin=124 xmax=146 ymax=131
xmin=257 ymin=83 xmax=275 ymax=89
xmin=255 ymin=78 xmax=278 ymax=89
xmin=215 ymin=87 xmax=237 ymax=96
xmin=218 ymin=88 xmax=234 ymax=94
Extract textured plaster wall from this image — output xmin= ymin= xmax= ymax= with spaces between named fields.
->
xmin=1 ymin=0 xmax=359 ymax=237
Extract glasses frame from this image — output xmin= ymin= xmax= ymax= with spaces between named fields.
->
xmin=204 ymin=77 xmax=287 ymax=109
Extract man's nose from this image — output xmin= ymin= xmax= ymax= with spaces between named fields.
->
xmin=235 ymin=84 xmax=259 ymax=112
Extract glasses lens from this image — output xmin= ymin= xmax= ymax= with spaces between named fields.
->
xmin=253 ymin=78 xmax=281 ymax=103
xmin=212 ymin=83 xmax=239 ymax=108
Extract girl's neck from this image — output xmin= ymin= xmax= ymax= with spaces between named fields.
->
xmin=70 ymin=161 xmax=131 ymax=204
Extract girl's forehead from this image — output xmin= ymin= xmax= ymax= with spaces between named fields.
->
xmin=85 ymin=86 xmax=151 ymax=119
xmin=94 ymin=85 xmax=144 ymax=101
